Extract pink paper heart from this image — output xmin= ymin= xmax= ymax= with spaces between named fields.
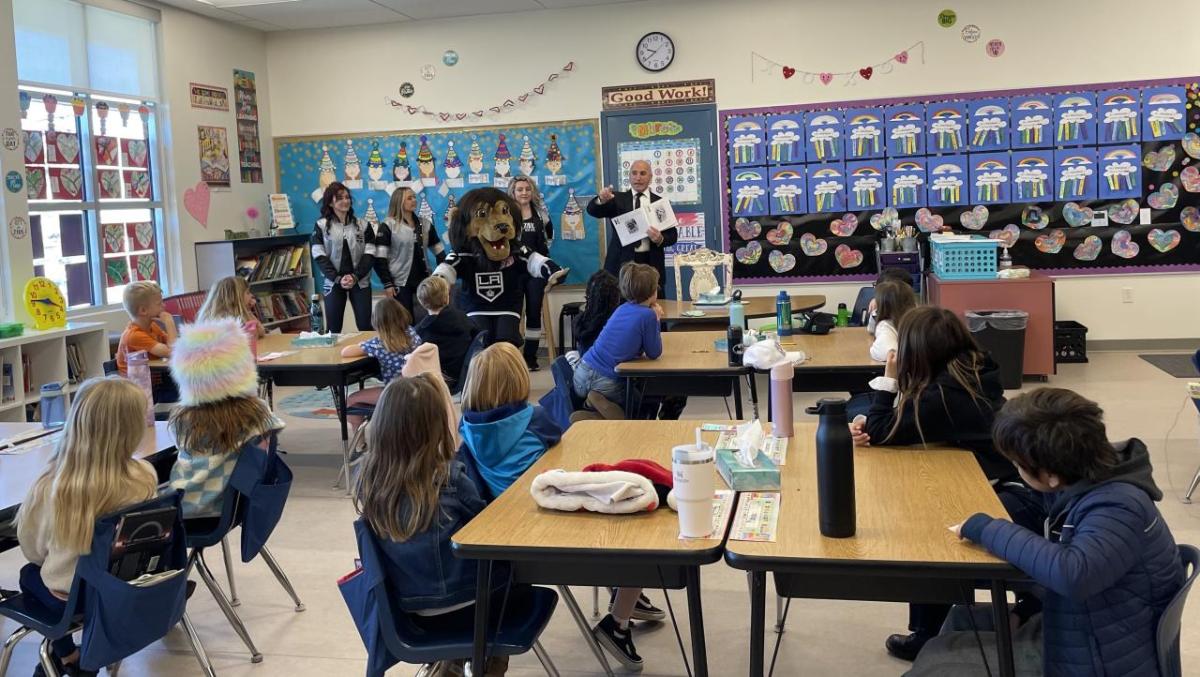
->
xmin=519 ymin=94 xmax=529 ymax=103
xmin=503 ymin=99 xmax=515 ymax=108
xmin=765 ymin=221 xmax=794 ymax=245
xmin=534 ymin=85 xmax=545 ymax=95
xmin=455 ymin=113 xmax=467 ymax=120
xmin=1073 ymin=235 xmax=1102 ymax=261
xmin=1148 ymin=228 xmax=1181 ymax=253
xmin=563 ymin=62 xmax=575 ymax=71
xmin=895 ymin=50 xmax=909 ymax=64
xmin=473 ymin=110 xmax=485 ymax=117
xmin=829 ymin=213 xmax=858 ymax=236
xmin=1147 ymin=183 xmax=1179 ymax=210
xmin=734 ymin=217 xmax=761 ymax=240
xmin=799 ymin=232 xmax=828 ymax=256
xmin=834 ymin=244 xmax=864 ymax=268
xmin=490 ymin=106 xmax=502 ymax=114
xmin=819 ymin=72 xmax=833 ymax=85
xmin=547 ymin=73 xmax=559 ymax=82
xmin=1181 ymin=165 xmax=1200 ymax=192
xmin=406 ymin=106 xmax=418 ymax=114
xmin=1034 ymin=229 xmax=1066 ymax=254
xmin=183 ymin=181 xmax=211 ymax=227
xmin=989 ymin=224 xmax=1020 ymax=248
xmin=735 ymin=240 xmax=762 ymax=265
xmin=768 ymin=250 xmax=796 ymax=273
xmin=1111 ymin=229 xmax=1139 ymax=259
xmin=1182 ymin=206 xmax=1200 ymax=232
xmin=439 ymin=112 xmax=451 ymax=122
xmin=959 ymin=205 xmax=989 ymax=230
xmin=915 ymin=207 xmax=944 ymax=232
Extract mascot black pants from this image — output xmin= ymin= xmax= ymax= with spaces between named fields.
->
xmin=470 ymin=314 xmax=522 ymax=349
xmin=323 ymin=283 xmax=373 ymax=333
xmin=522 ymin=277 xmax=547 ymax=367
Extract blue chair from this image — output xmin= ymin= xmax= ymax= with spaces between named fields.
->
xmin=1185 ymin=350 xmax=1200 ymax=503
xmin=849 ymin=286 xmax=874 ymax=327
xmin=1157 ymin=544 xmax=1199 ymax=677
xmin=538 ymin=356 xmax=581 ymax=432
xmin=340 ymin=520 xmax=560 ymax=677
xmin=185 ymin=432 xmax=303 ymax=664
xmin=0 ymin=493 xmax=214 ymax=677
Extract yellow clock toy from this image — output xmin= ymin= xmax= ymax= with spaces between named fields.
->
xmin=23 ymin=277 xmax=67 ymax=330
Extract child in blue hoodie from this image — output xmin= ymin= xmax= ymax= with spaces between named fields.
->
xmin=459 ymin=342 xmax=658 ymax=671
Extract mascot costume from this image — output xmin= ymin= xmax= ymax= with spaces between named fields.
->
xmin=434 ymin=187 xmax=566 ymax=347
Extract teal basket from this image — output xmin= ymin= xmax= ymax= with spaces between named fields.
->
xmin=931 ymin=237 xmax=999 ymax=280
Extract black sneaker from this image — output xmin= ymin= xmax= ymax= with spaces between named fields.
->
xmin=0 ymin=587 xmax=17 ymax=600
xmin=592 ymin=614 xmax=643 ymax=671
xmin=885 ymin=632 xmax=932 ymax=661
xmin=609 ymin=591 xmax=665 ymax=622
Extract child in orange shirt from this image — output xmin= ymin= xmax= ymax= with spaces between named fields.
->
xmin=115 ymin=281 xmax=176 ymax=375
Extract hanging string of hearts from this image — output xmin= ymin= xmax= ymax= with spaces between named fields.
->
xmin=386 ymin=62 xmax=575 ymax=122
xmin=751 ymin=42 xmax=925 ymax=86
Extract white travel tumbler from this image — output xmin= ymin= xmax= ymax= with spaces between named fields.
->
xmin=673 ymin=441 xmax=715 ymax=538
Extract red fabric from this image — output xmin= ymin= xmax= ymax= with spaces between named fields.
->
xmin=582 ymin=459 xmax=673 ymax=487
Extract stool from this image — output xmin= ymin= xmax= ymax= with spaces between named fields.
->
xmin=558 ymin=301 xmax=584 ymax=354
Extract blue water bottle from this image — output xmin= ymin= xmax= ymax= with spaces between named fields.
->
xmin=728 ymin=298 xmax=745 ymax=329
xmin=776 ymin=290 xmax=793 ymax=337
xmin=39 ymin=382 xmax=66 ymax=429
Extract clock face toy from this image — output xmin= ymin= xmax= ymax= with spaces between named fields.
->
xmin=24 ymin=277 xmax=67 ymax=330
xmin=637 ymin=32 xmax=675 ymax=72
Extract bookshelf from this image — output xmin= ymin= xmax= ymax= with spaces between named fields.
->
xmin=0 ymin=322 xmax=108 ymax=423
xmin=195 ymin=233 xmax=315 ymax=332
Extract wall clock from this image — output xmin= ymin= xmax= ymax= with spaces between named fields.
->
xmin=636 ymin=32 xmax=675 ymax=73
xmin=24 ymin=277 xmax=67 ymax=330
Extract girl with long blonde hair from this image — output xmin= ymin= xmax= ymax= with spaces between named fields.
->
xmin=508 ymin=176 xmax=554 ymax=370
xmin=372 ymin=186 xmax=446 ymax=317
xmin=17 ymin=377 xmax=159 ymax=668
xmin=197 ymin=275 xmax=266 ymax=337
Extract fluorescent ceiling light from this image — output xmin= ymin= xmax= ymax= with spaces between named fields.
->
xmin=197 ymin=0 xmax=302 ymax=8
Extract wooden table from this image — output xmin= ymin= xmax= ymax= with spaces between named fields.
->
xmin=453 ymin=420 xmax=734 ymax=676
xmin=766 ymin=326 xmax=885 ymax=399
xmin=616 ymin=330 xmax=755 ymax=419
xmin=662 ymin=294 xmax=825 ymax=329
xmin=724 ymin=422 xmax=1020 ymax=677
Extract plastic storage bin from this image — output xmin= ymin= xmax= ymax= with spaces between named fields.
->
xmin=966 ymin=310 xmax=1028 ymax=390
xmin=931 ymin=235 xmax=999 ymax=280
xmin=1054 ymin=320 xmax=1088 ymax=364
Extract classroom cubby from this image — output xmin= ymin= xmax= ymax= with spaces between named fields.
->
xmin=0 ymin=322 xmax=108 ymax=423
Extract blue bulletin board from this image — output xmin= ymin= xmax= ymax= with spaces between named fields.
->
xmin=274 ymin=119 xmax=602 ymax=286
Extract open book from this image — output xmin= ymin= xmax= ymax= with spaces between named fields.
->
xmin=611 ymin=197 xmax=679 ymax=247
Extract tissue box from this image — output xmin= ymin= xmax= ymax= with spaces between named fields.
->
xmin=291 ymin=334 xmax=337 ymax=348
xmin=716 ymin=449 xmax=781 ymax=491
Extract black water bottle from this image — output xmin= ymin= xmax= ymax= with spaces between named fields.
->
xmin=806 ymin=397 xmax=856 ymax=537
xmin=309 ymin=293 xmax=325 ymax=334
xmin=727 ymin=325 xmax=744 ymax=366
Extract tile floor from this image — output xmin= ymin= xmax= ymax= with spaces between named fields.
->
xmin=2 ymin=350 xmax=1198 ymax=676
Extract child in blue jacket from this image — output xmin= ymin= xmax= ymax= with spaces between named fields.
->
xmin=952 ymin=388 xmax=1184 ymax=676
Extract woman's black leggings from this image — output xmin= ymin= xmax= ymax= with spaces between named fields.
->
xmin=323 ymin=282 xmax=373 ymax=332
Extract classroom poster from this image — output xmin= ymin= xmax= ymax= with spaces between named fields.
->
xmin=766 ymin=114 xmax=804 ymax=165
xmin=233 ymin=69 xmax=263 ymax=183
xmin=617 ymin=137 xmax=702 ymax=205
xmin=197 ymin=125 xmax=230 ymax=188
xmin=845 ymin=108 xmax=885 ymax=160
xmin=845 ymin=161 xmax=885 ymax=211
xmin=1010 ymin=96 xmax=1053 ymax=149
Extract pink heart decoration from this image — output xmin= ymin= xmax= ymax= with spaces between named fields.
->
xmin=1182 ymin=206 xmax=1200 ymax=232
xmin=959 ymin=205 xmax=989 ymax=230
xmin=183 ymin=181 xmax=211 ymax=227
xmin=1147 ymin=183 xmax=1179 ymax=210
xmin=1108 ymin=199 xmax=1139 ymax=224
xmin=490 ymin=106 xmax=502 ymax=114
xmin=895 ymin=51 xmax=909 ymax=64
xmin=1073 ymin=235 xmax=1102 ymax=261
xmin=915 ymin=207 xmax=944 ymax=233
xmin=1183 ymin=133 xmax=1200 ymax=160
xmin=735 ymin=240 xmax=762 ymax=265
xmin=829 ymin=213 xmax=858 ymax=236
xmin=834 ymin=244 xmax=864 ymax=268
xmin=765 ymin=221 xmax=794 ymax=245
xmin=989 ymin=224 xmax=1020 ymax=248
xmin=1034 ymin=229 xmax=1066 ymax=254
xmin=1062 ymin=202 xmax=1094 ymax=227
xmin=533 ymin=85 xmax=545 ymax=96
xmin=518 ymin=94 xmax=529 ymax=103
xmin=768 ymin=250 xmax=797 ymax=273
xmin=1111 ymin=229 xmax=1140 ymax=259
xmin=819 ymin=72 xmax=833 ymax=85
xmin=1143 ymin=146 xmax=1176 ymax=172
xmin=799 ymin=232 xmax=828 ymax=256
xmin=734 ymin=217 xmax=761 ymax=240
xmin=1148 ymin=228 xmax=1181 ymax=253
xmin=563 ymin=62 xmax=575 ymax=71
xmin=455 ymin=113 xmax=467 ymax=120
xmin=547 ymin=73 xmax=559 ymax=82
xmin=406 ymin=106 xmax=419 ymax=114
xmin=503 ymin=99 xmax=515 ymax=108
xmin=1180 ymin=165 xmax=1200 ymax=192
xmin=473 ymin=111 xmax=485 ymax=117
xmin=439 ymin=113 xmax=451 ymax=122
xmin=782 ymin=67 xmax=796 ymax=79
xmin=859 ymin=67 xmax=873 ymax=80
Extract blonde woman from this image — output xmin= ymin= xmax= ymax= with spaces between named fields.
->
xmin=17 ymin=377 xmax=159 ymax=671
xmin=197 ymin=275 xmax=266 ymax=338
xmin=508 ymin=176 xmax=554 ymax=370
xmin=373 ymin=186 xmax=447 ymax=317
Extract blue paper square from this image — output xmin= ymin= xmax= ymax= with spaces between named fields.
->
xmin=886 ymin=105 xmax=925 ymax=157
xmin=927 ymin=155 xmax=968 ymax=207
xmin=1142 ymin=87 xmax=1187 ymax=141
xmin=1010 ymin=150 xmax=1054 ymax=202
xmin=1098 ymin=89 xmax=1140 ymax=145
xmin=731 ymin=168 xmax=768 ymax=216
xmin=845 ymin=108 xmax=886 ymax=159
xmin=1053 ymin=93 xmax=1097 ymax=146
xmin=768 ymin=165 xmax=806 ymax=215
xmin=806 ymin=163 xmax=847 ymax=213
xmin=969 ymin=98 xmax=1010 ymax=151
xmin=1054 ymin=149 xmax=1098 ymax=201
xmin=1010 ymin=96 xmax=1054 ymax=149
xmin=845 ymin=161 xmax=885 ymax=210
xmin=927 ymin=102 xmax=968 ymax=154
xmin=887 ymin=158 xmax=927 ymax=209
xmin=805 ymin=111 xmax=844 ymax=162
xmin=766 ymin=115 xmax=804 ymax=165
xmin=969 ymin=152 xmax=1011 ymax=204
xmin=1097 ymin=145 xmax=1141 ymax=199
xmin=728 ymin=117 xmax=767 ymax=167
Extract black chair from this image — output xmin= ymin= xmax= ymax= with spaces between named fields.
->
xmin=1157 ymin=544 xmax=1199 ymax=677
xmin=102 ymin=359 xmax=118 ymax=376
xmin=558 ymin=302 xmax=584 ymax=354
xmin=1185 ymin=350 xmax=1200 ymax=503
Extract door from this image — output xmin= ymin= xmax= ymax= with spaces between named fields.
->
xmin=600 ymin=104 xmax=720 ymax=299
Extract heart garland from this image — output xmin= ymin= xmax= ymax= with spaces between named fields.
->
xmin=752 ymin=42 xmax=925 ymax=86
xmin=386 ymin=62 xmax=575 ymax=121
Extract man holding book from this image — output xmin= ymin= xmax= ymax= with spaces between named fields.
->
xmin=587 ymin=159 xmax=677 ymax=298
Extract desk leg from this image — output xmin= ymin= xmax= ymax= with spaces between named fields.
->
xmin=749 ymin=571 xmax=766 ymax=677
xmin=686 ymin=566 xmax=709 ymax=677
xmin=472 ymin=561 xmax=492 ymax=672
xmin=332 ymin=384 xmax=351 ymax=493
xmin=624 ymin=378 xmax=635 ymax=418
xmin=747 ymin=373 xmax=759 ymax=420
xmin=733 ymin=377 xmax=744 ymax=420
xmin=990 ymin=580 xmax=1016 ymax=677
xmin=765 ymin=378 xmax=773 ymax=423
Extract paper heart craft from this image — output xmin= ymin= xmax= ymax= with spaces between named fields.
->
xmin=533 ymin=85 xmax=545 ymax=95
xmin=1182 ymin=206 xmax=1200 ymax=232
xmin=134 ymin=222 xmax=154 ymax=248
xmin=1062 ymin=202 xmax=1094 ymax=227
xmin=895 ymin=50 xmax=909 ymax=64
xmin=183 ymin=181 xmax=211 ymax=227
xmin=869 ymin=207 xmax=900 ymax=231
xmin=1108 ymin=199 xmax=1140 ymax=224
xmin=915 ymin=207 xmax=944 ymax=233
xmin=1111 ymin=229 xmax=1139 ymax=259
xmin=735 ymin=240 xmax=763 ymax=265
xmin=859 ymin=67 xmax=873 ymax=80
xmin=1021 ymin=206 xmax=1049 ymax=230
xmin=734 ymin=217 xmax=762 ymax=240
xmin=765 ymin=221 xmax=794 ymax=245
xmin=1181 ymin=165 xmax=1200 ymax=193
xmin=456 ymin=113 xmax=467 ymax=121
xmin=768 ymin=249 xmax=797 ymax=272
xmin=1148 ymin=228 xmax=1181 ymax=253
xmin=1034 ymin=229 xmax=1066 ymax=254
xmin=1073 ymin=235 xmax=1102 ymax=261
xmin=1143 ymin=146 xmax=1176 ymax=172
xmin=518 ymin=94 xmax=529 ymax=103
xmin=1183 ymin=133 xmax=1200 ymax=160
xmin=1147 ymin=183 xmax=1179 ymax=210
xmin=829 ymin=213 xmax=858 ymax=236
xmin=989 ymin=224 xmax=1020 ymax=248
xmin=782 ymin=67 xmax=796 ymax=79
xmin=959 ymin=205 xmax=989 ymax=230
xmin=799 ymin=232 xmax=828 ymax=256
xmin=834 ymin=244 xmax=864 ymax=268
xmin=55 ymin=133 xmax=80 ymax=163
xmin=103 ymin=223 xmax=124 ymax=253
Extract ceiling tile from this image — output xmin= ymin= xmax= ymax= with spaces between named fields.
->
xmin=368 ymin=0 xmax=543 ymax=21
xmin=232 ymin=0 xmax=408 ymax=29
xmin=536 ymin=0 xmax=640 ymax=7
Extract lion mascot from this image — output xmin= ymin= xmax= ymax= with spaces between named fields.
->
xmin=434 ymin=187 xmax=566 ymax=347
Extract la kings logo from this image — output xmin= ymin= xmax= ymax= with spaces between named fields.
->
xmin=475 ymin=272 xmax=503 ymax=302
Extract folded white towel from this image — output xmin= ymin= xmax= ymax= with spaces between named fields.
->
xmin=530 ymin=469 xmax=658 ymax=513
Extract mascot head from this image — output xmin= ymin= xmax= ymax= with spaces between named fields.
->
xmin=449 ymin=187 xmax=520 ymax=264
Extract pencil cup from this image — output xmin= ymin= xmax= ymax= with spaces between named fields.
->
xmin=879 ymin=237 xmax=896 ymax=252
xmin=900 ymin=237 xmax=918 ymax=252
xmin=673 ymin=444 xmax=715 ymax=538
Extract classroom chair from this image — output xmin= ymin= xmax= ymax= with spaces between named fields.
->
xmin=162 ymin=291 xmax=206 ymax=324
xmin=672 ymin=247 xmax=733 ymax=301
xmin=1158 ymin=544 xmax=1200 ymax=677
xmin=0 ymin=493 xmax=214 ymax=677
xmin=340 ymin=520 xmax=561 ymax=677
xmin=557 ymin=301 xmax=584 ymax=354
xmin=103 ymin=359 xmax=177 ymax=422
xmin=538 ymin=356 xmax=582 ymax=431
xmin=849 ymin=286 xmax=874 ymax=327
xmin=1184 ymin=350 xmax=1200 ymax=503
xmin=184 ymin=432 xmax=303 ymax=664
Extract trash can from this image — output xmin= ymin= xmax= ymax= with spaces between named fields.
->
xmin=966 ymin=310 xmax=1028 ymax=390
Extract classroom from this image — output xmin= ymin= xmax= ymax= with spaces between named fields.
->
xmin=0 ymin=0 xmax=1198 ymax=675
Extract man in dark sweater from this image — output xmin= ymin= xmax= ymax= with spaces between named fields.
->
xmin=414 ymin=276 xmax=477 ymax=385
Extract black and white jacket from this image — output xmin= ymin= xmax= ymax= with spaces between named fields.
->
xmin=433 ymin=247 xmax=558 ymax=318
xmin=310 ymin=216 xmax=376 ymax=290
xmin=372 ymin=216 xmax=446 ymax=290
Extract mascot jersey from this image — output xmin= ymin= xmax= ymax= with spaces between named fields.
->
xmin=434 ymin=248 xmax=553 ymax=318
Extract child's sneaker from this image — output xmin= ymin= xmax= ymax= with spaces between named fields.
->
xmin=592 ymin=614 xmax=643 ymax=671
xmin=609 ymin=590 xmax=666 ymax=622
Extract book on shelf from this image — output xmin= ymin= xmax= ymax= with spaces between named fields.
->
xmin=235 ymin=256 xmax=259 ymax=279
xmin=253 ymin=290 xmax=310 ymax=326
xmin=21 ymin=353 xmax=31 ymax=395
xmin=2 ymin=362 xmax=14 ymax=403
xmin=65 ymin=343 xmax=86 ymax=384
xmin=239 ymin=245 xmax=310 ymax=283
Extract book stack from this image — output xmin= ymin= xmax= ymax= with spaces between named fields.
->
xmin=66 ymin=344 xmax=86 ymax=384
xmin=253 ymin=289 xmax=310 ymax=327
xmin=238 ymin=245 xmax=309 ymax=283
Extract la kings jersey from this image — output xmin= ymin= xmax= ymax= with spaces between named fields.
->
xmin=433 ymin=246 xmax=551 ymax=318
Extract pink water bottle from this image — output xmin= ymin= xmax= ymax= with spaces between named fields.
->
xmin=126 ymin=350 xmax=155 ymax=426
xmin=244 ymin=320 xmax=259 ymax=359
xmin=770 ymin=361 xmax=794 ymax=438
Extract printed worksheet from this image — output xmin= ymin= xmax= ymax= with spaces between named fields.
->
xmin=730 ymin=492 xmax=781 ymax=542
xmin=762 ymin=436 xmax=788 ymax=465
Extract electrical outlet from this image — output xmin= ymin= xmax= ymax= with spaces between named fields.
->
xmin=1121 ymin=287 xmax=1133 ymax=303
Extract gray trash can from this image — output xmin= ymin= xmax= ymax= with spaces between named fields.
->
xmin=966 ymin=310 xmax=1028 ymax=390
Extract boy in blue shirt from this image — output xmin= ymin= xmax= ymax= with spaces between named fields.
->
xmin=950 ymin=388 xmax=1183 ymax=676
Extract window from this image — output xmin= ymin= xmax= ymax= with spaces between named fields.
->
xmin=14 ymin=0 xmax=164 ymax=309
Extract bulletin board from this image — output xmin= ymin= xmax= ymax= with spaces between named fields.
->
xmin=274 ymin=119 xmax=603 ymax=285
xmin=721 ymin=77 xmax=1200 ymax=283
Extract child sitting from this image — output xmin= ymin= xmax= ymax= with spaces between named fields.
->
xmin=413 ymin=275 xmax=476 ymax=385
xmin=17 ymin=377 xmax=159 ymax=675
xmin=168 ymin=319 xmax=281 ymax=520
xmin=342 ymin=297 xmax=422 ymax=432
xmin=571 ymin=263 xmax=664 ymax=419
xmin=866 ymin=266 xmax=915 ymax=334
xmin=571 ymin=269 xmax=621 ymax=359
xmin=868 ymin=279 xmax=917 ymax=362
xmin=197 ymin=275 xmax=266 ymax=339
xmin=946 ymin=388 xmax=1184 ymax=676
xmin=115 ymin=281 xmax=176 ymax=375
